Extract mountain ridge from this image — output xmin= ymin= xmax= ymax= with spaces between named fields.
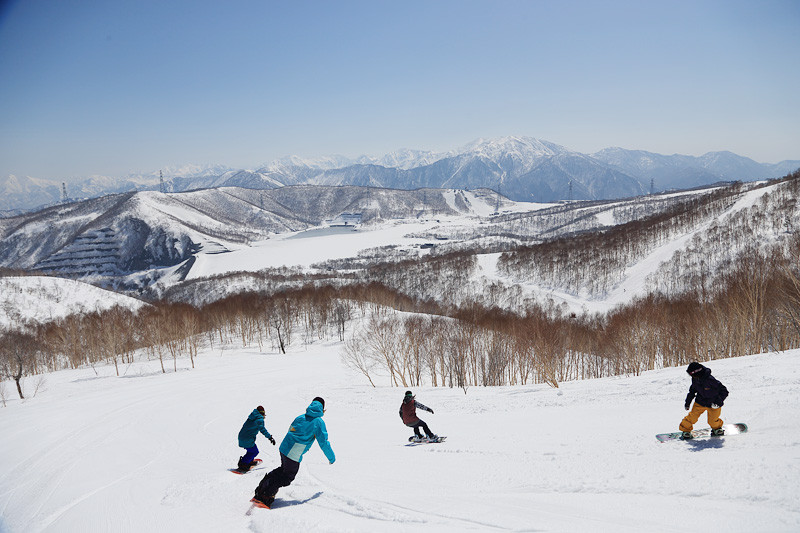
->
xmin=2 ymin=136 xmax=798 ymax=212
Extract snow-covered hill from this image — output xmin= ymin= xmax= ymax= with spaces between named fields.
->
xmin=0 ymin=337 xmax=797 ymax=532
xmin=0 ymin=276 xmax=148 ymax=330
xmin=167 ymin=179 xmax=796 ymax=315
xmin=3 ymin=176 xmax=795 ymax=316
xmin=0 ymin=186 xmax=508 ymax=287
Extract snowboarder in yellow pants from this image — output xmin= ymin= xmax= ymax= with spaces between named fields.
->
xmin=679 ymin=362 xmax=728 ymax=438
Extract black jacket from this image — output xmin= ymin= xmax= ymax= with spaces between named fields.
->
xmin=685 ymin=366 xmax=729 ymax=409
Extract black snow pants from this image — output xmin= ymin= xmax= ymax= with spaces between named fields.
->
xmin=255 ymin=453 xmax=300 ymax=502
xmin=407 ymin=419 xmax=434 ymax=438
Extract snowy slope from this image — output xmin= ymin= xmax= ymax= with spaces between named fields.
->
xmin=0 ymin=341 xmax=798 ymax=532
xmin=0 ymin=276 xmax=147 ymax=330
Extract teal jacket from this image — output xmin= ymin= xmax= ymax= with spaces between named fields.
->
xmin=238 ymin=409 xmax=272 ymax=448
xmin=279 ymin=400 xmax=335 ymax=464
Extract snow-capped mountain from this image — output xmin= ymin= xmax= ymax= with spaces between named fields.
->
xmin=357 ymin=147 xmax=452 ymax=169
xmin=593 ymin=147 xmax=800 ymax=191
xmin=2 ymin=137 xmax=798 ymax=213
xmin=271 ymin=137 xmax=644 ymax=202
xmin=0 ymin=174 xmax=63 ymax=214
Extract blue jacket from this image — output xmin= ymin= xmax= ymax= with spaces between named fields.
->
xmin=279 ymin=401 xmax=335 ymax=464
xmin=238 ymin=409 xmax=272 ymax=448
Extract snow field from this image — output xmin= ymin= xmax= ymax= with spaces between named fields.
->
xmin=1 ymin=344 xmax=799 ymax=532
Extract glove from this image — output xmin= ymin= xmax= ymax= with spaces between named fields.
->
xmin=430 ymin=409 xmax=434 ymax=414
xmin=684 ymin=402 xmax=691 ymax=410
xmin=269 ymin=436 xmax=276 ymax=445
xmin=711 ymin=403 xmax=720 ymax=409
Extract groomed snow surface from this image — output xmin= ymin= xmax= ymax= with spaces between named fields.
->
xmin=1 ymin=343 xmax=799 ymax=532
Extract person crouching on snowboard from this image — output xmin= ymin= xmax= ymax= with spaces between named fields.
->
xmin=236 ymin=406 xmax=275 ymax=473
xmin=252 ymin=397 xmax=335 ymax=508
xmin=400 ymin=390 xmax=437 ymax=441
xmin=679 ymin=362 xmax=729 ymax=439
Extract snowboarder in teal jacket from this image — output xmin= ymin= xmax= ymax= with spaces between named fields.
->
xmin=253 ymin=397 xmax=335 ymax=507
xmin=236 ymin=406 xmax=275 ymax=472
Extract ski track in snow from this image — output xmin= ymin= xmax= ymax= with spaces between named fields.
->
xmin=1 ymin=344 xmax=799 ymax=532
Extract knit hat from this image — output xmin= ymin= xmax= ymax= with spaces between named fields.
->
xmin=312 ymin=397 xmax=325 ymax=409
xmin=257 ymin=406 xmax=265 ymax=415
xmin=686 ymin=362 xmax=704 ymax=376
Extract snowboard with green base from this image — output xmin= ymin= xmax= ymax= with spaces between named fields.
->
xmin=656 ymin=422 xmax=748 ymax=443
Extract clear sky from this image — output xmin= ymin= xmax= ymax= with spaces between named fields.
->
xmin=1 ymin=0 xmax=798 ymax=181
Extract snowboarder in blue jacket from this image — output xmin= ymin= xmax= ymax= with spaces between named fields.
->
xmin=253 ymin=397 xmax=335 ymax=508
xmin=236 ymin=406 xmax=275 ymax=473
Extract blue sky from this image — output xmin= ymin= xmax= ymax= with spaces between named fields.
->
xmin=1 ymin=0 xmax=798 ymax=180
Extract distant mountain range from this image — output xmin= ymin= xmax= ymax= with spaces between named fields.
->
xmin=2 ymin=137 xmax=798 ymax=212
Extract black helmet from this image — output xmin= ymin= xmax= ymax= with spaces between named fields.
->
xmin=312 ymin=396 xmax=325 ymax=409
xmin=686 ymin=362 xmax=704 ymax=376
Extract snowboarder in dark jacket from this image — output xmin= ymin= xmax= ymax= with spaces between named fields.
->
xmin=400 ymin=391 xmax=437 ymax=441
xmin=679 ymin=362 xmax=729 ymax=439
xmin=236 ymin=406 xmax=275 ymax=472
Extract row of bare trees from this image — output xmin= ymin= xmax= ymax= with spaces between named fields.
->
xmin=342 ymin=243 xmax=800 ymax=389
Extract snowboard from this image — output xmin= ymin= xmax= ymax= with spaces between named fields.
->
xmin=656 ymin=423 xmax=748 ymax=443
xmin=406 ymin=435 xmax=446 ymax=445
xmin=229 ymin=458 xmax=263 ymax=474
xmin=245 ymin=497 xmax=272 ymax=515
xmin=249 ymin=497 xmax=271 ymax=509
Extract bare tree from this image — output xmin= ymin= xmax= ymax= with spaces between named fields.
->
xmin=341 ymin=328 xmax=378 ymax=387
xmin=0 ymin=331 xmax=39 ymax=399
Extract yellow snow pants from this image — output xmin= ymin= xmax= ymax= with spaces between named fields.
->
xmin=679 ymin=403 xmax=723 ymax=432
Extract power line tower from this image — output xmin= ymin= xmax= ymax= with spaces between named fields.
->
xmin=61 ymin=182 xmax=68 ymax=203
xmin=650 ymin=178 xmax=655 ymax=195
xmin=159 ymin=170 xmax=166 ymax=193
xmin=568 ymin=180 xmax=573 ymax=202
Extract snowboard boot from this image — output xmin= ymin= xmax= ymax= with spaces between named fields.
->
xmin=680 ymin=431 xmax=694 ymax=440
xmin=237 ymin=457 xmax=251 ymax=473
xmin=251 ymin=494 xmax=274 ymax=509
xmin=710 ymin=428 xmax=725 ymax=437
